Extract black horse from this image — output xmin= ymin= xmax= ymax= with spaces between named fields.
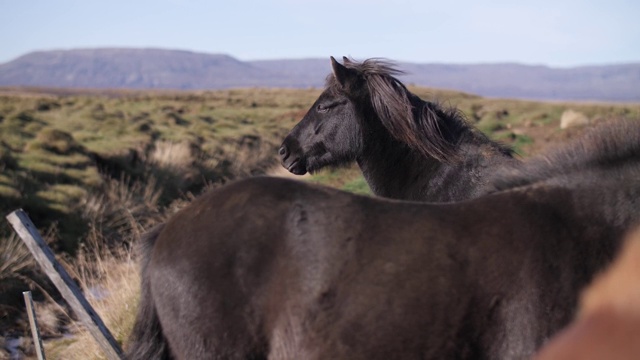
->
xmin=127 ymin=120 xmax=640 ymax=359
xmin=280 ymin=57 xmax=517 ymax=202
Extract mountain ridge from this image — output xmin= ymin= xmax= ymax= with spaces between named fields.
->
xmin=1 ymin=48 xmax=638 ymax=101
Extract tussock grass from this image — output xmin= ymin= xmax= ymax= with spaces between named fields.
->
xmin=26 ymin=128 xmax=84 ymax=155
xmin=44 ymin=239 xmax=141 ymax=360
xmin=35 ymin=184 xmax=88 ymax=211
xmin=0 ymin=227 xmax=68 ymax=358
xmin=150 ymin=141 xmax=193 ymax=170
xmin=80 ymin=175 xmax=163 ymax=245
xmin=0 ymin=184 xmax=20 ymax=199
xmin=36 ymin=146 xmax=219 ymax=358
xmin=0 ymin=87 xmax=302 ymax=249
xmin=0 ymin=235 xmax=34 ymax=284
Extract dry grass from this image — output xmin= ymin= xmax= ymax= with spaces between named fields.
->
xmin=0 ymin=235 xmax=34 ymax=283
xmin=80 ymin=175 xmax=163 ymax=246
xmin=44 ymin=251 xmax=140 ymax=360
xmin=33 ymin=149 xmax=178 ymax=359
xmin=0 ymin=227 xmax=74 ymax=359
xmin=150 ymin=140 xmax=193 ymax=170
xmin=41 ymin=214 xmax=144 ymax=360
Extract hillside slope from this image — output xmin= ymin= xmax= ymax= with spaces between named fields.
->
xmin=0 ymin=48 xmax=639 ymax=101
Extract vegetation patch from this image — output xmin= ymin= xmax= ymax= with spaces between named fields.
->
xmin=27 ymin=128 xmax=84 ymax=154
xmin=342 ymin=177 xmax=371 ymax=195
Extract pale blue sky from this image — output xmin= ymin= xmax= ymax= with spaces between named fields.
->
xmin=1 ymin=0 xmax=638 ymax=67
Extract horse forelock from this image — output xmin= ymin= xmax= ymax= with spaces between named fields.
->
xmin=491 ymin=119 xmax=640 ymax=191
xmin=326 ymin=58 xmax=461 ymax=162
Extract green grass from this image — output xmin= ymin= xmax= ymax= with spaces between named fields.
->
xmin=36 ymin=184 xmax=88 ymax=214
xmin=0 ymin=87 xmax=326 ymax=255
xmin=0 ymin=184 xmax=20 ymax=198
xmin=1 ymin=86 xmax=639 ymax=252
xmin=493 ymin=132 xmax=535 ymax=156
xmin=342 ymin=177 xmax=371 ymax=195
xmin=306 ymin=166 xmax=373 ymax=196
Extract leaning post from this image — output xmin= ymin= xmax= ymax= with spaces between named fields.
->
xmin=23 ymin=291 xmax=46 ymax=360
xmin=6 ymin=209 xmax=124 ymax=360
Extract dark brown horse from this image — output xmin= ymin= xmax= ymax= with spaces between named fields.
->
xmin=280 ymin=57 xmax=517 ymax=202
xmin=127 ymin=120 xmax=640 ymax=359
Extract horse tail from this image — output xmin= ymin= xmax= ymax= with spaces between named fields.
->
xmin=126 ymin=223 xmax=172 ymax=360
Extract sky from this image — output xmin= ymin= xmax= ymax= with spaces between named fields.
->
xmin=0 ymin=0 xmax=639 ymax=67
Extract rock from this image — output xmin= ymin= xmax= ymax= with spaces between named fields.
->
xmin=560 ymin=109 xmax=590 ymax=129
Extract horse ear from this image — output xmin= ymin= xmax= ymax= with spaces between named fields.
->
xmin=342 ymin=56 xmax=352 ymax=64
xmin=331 ymin=56 xmax=357 ymax=89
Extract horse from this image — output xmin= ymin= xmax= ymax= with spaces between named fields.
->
xmin=534 ymin=228 xmax=640 ymax=360
xmin=279 ymin=57 xmax=517 ymax=202
xmin=126 ymin=120 xmax=640 ymax=359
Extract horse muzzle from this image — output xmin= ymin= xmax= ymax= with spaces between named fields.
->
xmin=279 ymin=143 xmax=307 ymax=175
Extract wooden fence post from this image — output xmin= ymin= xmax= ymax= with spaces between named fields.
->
xmin=6 ymin=209 xmax=124 ymax=360
xmin=23 ymin=291 xmax=46 ymax=360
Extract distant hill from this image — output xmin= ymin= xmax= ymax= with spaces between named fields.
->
xmin=1 ymin=48 xmax=639 ymax=101
xmin=0 ymin=49 xmax=283 ymax=89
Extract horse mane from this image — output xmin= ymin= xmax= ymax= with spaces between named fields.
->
xmin=491 ymin=119 xmax=640 ymax=191
xmin=326 ymin=58 xmax=474 ymax=162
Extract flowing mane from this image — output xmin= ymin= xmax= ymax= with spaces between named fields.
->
xmin=491 ymin=120 xmax=640 ymax=191
xmin=324 ymin=58 xmax=504 ymax=162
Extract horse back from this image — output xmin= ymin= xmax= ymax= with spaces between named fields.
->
xmin=132 ymin=176 xmax=636 ymax=359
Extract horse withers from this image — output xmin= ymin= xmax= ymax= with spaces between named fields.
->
xmin=128 ymin=120 xmax=640 ymax=359
xmin=280 ymin=57 xmax=516 ymax=202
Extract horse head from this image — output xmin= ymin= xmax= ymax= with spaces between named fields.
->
xmin=280 ymin=56 xmax=515 ymax=202
xmin=279 ymin=57 xmax=366 ymax=175
xmin=280 ymin=56 xmax=462 ymax=176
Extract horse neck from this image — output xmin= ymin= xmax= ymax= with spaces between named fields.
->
xmin=357 ymin=119 xmax=514 ymax=202
xmin=356 ymin=139 xmax=439 ymax=200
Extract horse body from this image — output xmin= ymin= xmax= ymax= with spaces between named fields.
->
xmin=280 ymin=57 xmax=516 ymax=202
xmin=128 ymin=170 xmax=637 ymax=359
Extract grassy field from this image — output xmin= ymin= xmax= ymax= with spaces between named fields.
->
xmin=0 ymin=87 xmax=319 ymax=248
xmin=1 ymin=85 xmax=639 ymax=358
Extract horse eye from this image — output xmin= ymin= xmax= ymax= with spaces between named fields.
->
xmin=317 ymin=104 xmax=330 ymax=113
xmin=316 ymin=99 xmax=347 ymax=114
